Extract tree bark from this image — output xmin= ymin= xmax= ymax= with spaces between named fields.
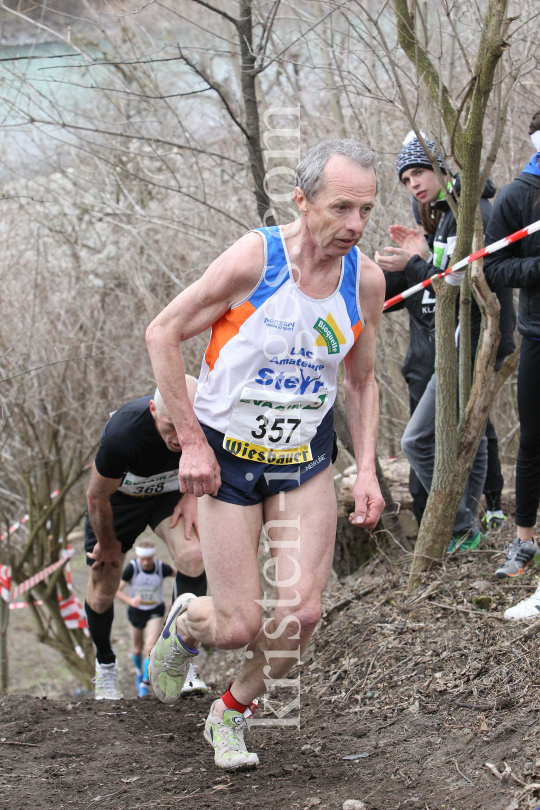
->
xmin=237 ymin=0 xmax=275 ymax=226
xmin=392 ymin=0 xmax=512 ymax=589
xmin=407 ymin=255 xmax=519 ymax=589
xmin=0 ymin=597 xmax=8 ymax=695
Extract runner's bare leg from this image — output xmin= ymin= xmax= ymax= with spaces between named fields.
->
xmin=176 ymin=499 xmax=263 ymax=649
xmin=176 ymin=466 xmax=336 ymax=716
xmin=144 ymin=616 xmax=166 ymax=658
xmin=153 ymin=516 xmax=204 ymax=577
xmin=86 ymin=554 xmax=126 ymax=613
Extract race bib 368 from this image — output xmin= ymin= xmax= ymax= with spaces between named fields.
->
xmin=119 ymin=469 xmax=179 ymax=497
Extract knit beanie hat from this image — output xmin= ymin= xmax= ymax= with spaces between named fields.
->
xmin=396 ymin=131 xmax=446 ymax=181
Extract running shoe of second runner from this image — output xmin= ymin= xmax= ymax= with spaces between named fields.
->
xmin=93 ymin=660 xmax=123 ymax=700
xmin=447 ymin=528 xmax=484 ymax=553
xmin=149 ymin=592 xmax=198 ymax=703
xmin=495 ymin=537 xmax=539 ymax=579
xmin=504 ymin=581 xmax=540 ymax=620
xmin=181 ymin=662 xmax=209 ymax=695
xmin=204 ymin=700 xmax=259 ymax=770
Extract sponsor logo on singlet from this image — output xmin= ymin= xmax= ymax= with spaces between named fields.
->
xmin=313 ymin=312 xmax=347 ymax=354
xmin=264 ymin=317 xmax=295 ymax=331
xmin=254 ymin=367 xmax=325 ymax=395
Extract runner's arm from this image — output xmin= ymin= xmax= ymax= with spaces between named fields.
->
xmin=86 ymin=465 xmax=123 ymax=568
xmin=145 ymin=232 xmax=265 ymax=497
xmin=342 ymin=255 xmax=386 ymax=529
xmin=115 ymin=580 xmax=140 ymax=608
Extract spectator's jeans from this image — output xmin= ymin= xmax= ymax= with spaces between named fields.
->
xmin=401 ymin=373 xmax=488 ymax=535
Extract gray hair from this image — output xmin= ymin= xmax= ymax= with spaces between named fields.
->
xmin=295 ymin=138 xmax=378 ymax=201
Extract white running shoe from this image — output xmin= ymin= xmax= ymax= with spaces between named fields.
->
xmin=93 ymin=660 xmax=123 ymax=700
xmin=504 ymin=582 xmax=540 ymax=620
xmin=181 ymin=663 xmax=209 ymax=695
xmin=204 ymin=700 xmax=259 ymax=770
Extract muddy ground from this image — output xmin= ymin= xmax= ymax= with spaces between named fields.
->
xmin=3 ymin=523 xmax=540 ymax=810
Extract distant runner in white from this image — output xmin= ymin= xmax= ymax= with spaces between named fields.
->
xmin=146 ymin=138 xmax=386 ymax=770
xmin=84 ymin=377 xmax=208 ymax=700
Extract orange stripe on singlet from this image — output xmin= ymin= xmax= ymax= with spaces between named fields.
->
xmin=204 ymin=300 xmax=256 ymax=373
xmin=352 ymin=320 xmax=363 ymax=342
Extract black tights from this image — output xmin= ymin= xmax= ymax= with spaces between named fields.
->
xmin=516 ymin=337 xmax=540 ymax=527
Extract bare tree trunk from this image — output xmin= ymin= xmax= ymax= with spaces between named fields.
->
xmin=237 ymin=0 xmax=275 ymax=226
xmin=0 ymin=597 xmax=8 ymax=695
xmin=314 ymin=2 xmax=347 ymax=138
xmin=408 ymin=257 xmax=519 ymax=588
xmin=391 ymin=0 xmax=513 ymax=588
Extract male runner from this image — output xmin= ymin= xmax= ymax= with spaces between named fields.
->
xmin=145 ymin=138 xmax=386 ymax=768
xmin=116 ymin=541 xmax=206 ymax=697
xmin=85 ymin=377 xmax=207 ymax=700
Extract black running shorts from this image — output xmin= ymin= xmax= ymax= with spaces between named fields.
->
xmin=127 ymin=603 xmax=166 ymax=629
xmin=84 ymin=490 xmax=182 ymax=564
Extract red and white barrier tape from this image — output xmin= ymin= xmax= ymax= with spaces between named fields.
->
xmin=383 ymin=218 xmax=540 ymax=310
xmin=0 ymin=514 xmax=29 ymax=543
xmin=0 ymin=489 xmax=61 ymax=542
xmin=1 ymin=548 xmax=74 ymax=602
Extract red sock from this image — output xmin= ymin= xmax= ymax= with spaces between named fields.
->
xmin=221 ymin=682 xmax=249 ymax=714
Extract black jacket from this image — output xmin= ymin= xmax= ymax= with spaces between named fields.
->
xmin=384 ymin=176 xmax=515 ymax=401
xmin=483 ymin=172 xmax=540 ymax=338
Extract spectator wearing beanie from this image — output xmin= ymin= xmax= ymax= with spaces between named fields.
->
xmin=378 ymin=132 xmax=514 ymax=547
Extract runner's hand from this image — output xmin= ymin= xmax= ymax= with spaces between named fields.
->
xmin=130 ymin=596 xmax=141 ymax=608
xmin=178 ymin=438 xmax=221 ymax=498
xmin=87 ymin=539 xmax=122 ymax=571
xmin=349 ymin=468 xmax=385 ymax=529
xmin=170 ymin=492 xmax=199 ymax=539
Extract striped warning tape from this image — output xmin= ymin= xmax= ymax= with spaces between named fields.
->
xmin=1 ymin=548 xmax=74 ymax=602
xmin=383 ymin=218 xmax=540 ymax=310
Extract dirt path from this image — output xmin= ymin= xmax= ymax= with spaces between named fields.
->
xmin=0 ymin=686 xmax=534 ymax=810
xmin=4 ymin=523 xmax=540 ymax=809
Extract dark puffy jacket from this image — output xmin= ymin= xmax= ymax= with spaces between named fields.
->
xmin=483 ymin=172 xmax=540 ymax=338
xmin=385 ymin=175 xmax=515 ymax=401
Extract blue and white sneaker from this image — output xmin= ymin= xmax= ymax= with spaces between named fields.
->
xmin=148 ymin=592 xmax=198 ymax=704
xmin=138 ymin=680 xmax=149 ymax=698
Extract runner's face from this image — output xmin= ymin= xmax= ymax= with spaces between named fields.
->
xmin=150 ymin=401 xmax=181 ymax=452
xmin=296 ymin=157 xmax=376 ymax=256
xmin=400 ymin=167 xmax=441 ymax=203
xmin=138 ymin=555 xmax=155 ymax=571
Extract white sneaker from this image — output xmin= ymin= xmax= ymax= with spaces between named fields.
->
xmin=504 ymin=582 xmax=540 ymax=620
xmin=93 ymin=661 xmax=123 ymax=700
xmin=181 ymin=663 xmax=209 ymax=695
xmin=204 ymin=700 xmax=259 ymax=770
